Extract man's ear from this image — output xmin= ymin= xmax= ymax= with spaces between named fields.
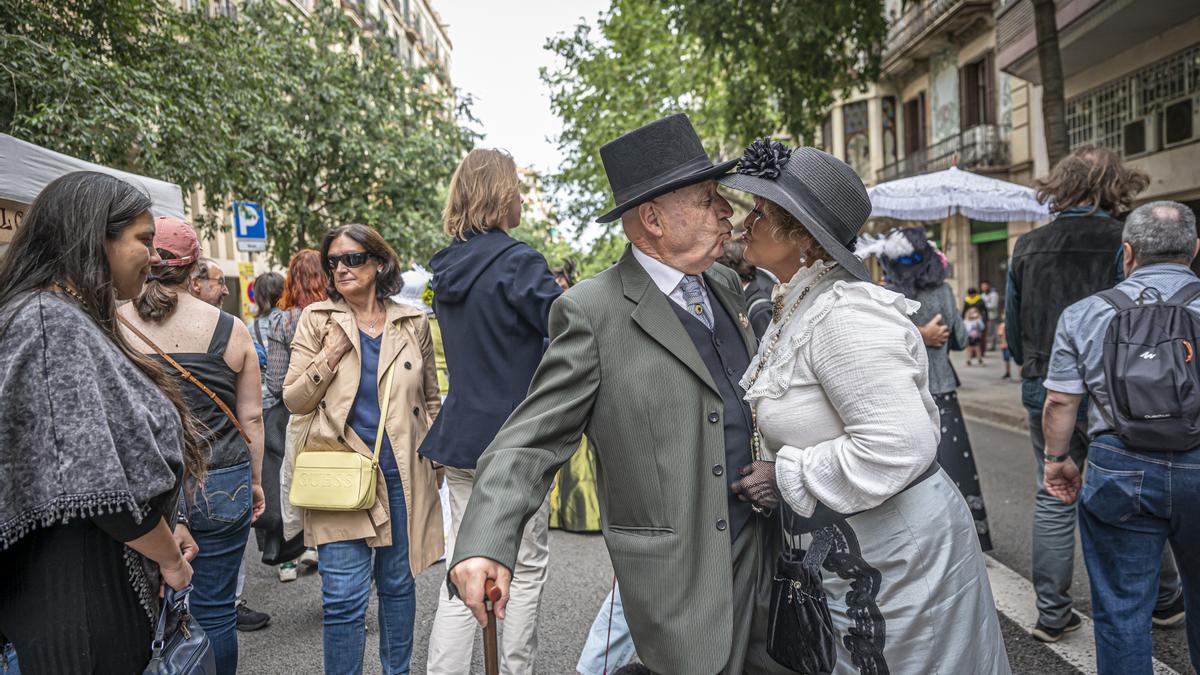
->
xmin=639 ymin=201 xmax=663 ymax=238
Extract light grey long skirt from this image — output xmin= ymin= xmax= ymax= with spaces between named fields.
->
xmin=797 ymin=470 xmax=1011 ymax=675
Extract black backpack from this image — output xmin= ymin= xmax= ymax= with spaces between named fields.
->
xmin=1098 ymin=282 xmax=1200 ymax=452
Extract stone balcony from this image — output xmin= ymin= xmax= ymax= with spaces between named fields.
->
xmin=883 ymin=0 xmax=993 ymax=76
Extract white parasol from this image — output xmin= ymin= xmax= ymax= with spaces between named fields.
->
xmin=867 ymin=166 xmax=1049 ymax=223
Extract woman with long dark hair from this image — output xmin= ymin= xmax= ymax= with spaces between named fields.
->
xmin=0 ymin=171 xmax=203 ymax=672
xmin=118 ymin=216 xmax=266 ymax=675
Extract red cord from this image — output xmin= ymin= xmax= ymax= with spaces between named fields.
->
xmin=603 ymin=575 xmax=617 ymax=674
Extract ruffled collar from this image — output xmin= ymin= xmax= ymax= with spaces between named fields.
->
xmin=768 ymin=259 xmax=842 ymax=325
xmin=743 ymin=266 xmax=920 ymax=402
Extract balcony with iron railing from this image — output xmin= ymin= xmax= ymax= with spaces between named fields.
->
xmin=878 ymin=124 xmax=1010 ymax=182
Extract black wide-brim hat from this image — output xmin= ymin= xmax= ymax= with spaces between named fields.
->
xmin=719 ymin=142 xmax=874 ymax=283
xmin=595 ymin=113 xmax=737 ymax=223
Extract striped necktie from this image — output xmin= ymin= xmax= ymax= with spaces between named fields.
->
xmin=679 ymin=274 xmax=713 ymax=330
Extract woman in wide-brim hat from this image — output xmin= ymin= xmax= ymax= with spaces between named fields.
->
xmin=723 ymin=141 xmax=1011 ymax=674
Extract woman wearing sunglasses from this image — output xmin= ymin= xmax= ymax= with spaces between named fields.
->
xmin=863 ymin=227 xmax=992 ymax=551
xmin=282 ymin=223 xmax=443 ymax=674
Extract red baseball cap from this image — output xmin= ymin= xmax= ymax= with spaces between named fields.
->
xmin=153 ymin=216 xmax=201 ymax=267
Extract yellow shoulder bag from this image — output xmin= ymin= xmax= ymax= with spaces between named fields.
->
xmin=289 ymin=361 xmax=396 ymax=511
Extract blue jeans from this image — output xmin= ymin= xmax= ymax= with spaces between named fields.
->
xmin=318 ymin=471 xmax=415 ymax=675
xmin=187 ymin=462 xmax=253 ymax=675
xmin=1 ymin=642 xmax=17 ymax=674
xmin=1080 ymin=437 xmax=1200 ymax=675
xmin=1023 ymin=379 xmax=1181 ymax=627
xmin=577 ymin=583 xmax=637 ymax=675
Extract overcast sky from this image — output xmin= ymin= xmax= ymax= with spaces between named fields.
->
xmin=437 ymin=0 xmax=609 ymax=176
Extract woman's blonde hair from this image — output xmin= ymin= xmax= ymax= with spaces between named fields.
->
xmin=443 ymin=148 xmax=520 ymax=240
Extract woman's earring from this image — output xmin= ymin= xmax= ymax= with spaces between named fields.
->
xmin=798 ymin=256 xmax=807 ymax=266
xmin=377 ymin=267 xmax=383 ymax=273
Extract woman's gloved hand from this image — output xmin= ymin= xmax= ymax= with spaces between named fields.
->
xmin=730 ymin=460 xmax=779 ymax=512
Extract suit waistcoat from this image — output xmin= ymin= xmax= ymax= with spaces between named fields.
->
xmin=668 ymin=296 xmax=754 ymax=538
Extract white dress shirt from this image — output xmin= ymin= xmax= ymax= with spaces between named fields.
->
xmin=630 ymin=245 xmax=714 ymax=319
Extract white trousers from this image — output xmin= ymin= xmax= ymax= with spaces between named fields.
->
xmin=426 ymin=466 xmax=551 ymax=675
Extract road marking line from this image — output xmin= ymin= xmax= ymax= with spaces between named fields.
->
xmin=985 ymin=555 xmax=1179 ymax=674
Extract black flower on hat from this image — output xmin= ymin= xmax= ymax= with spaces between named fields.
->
xmin=735 ymin=138 xmax=792 ymax=180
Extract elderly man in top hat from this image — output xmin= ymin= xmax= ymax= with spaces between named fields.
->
xmin=448 ymin=114 xmax=791 ymax=674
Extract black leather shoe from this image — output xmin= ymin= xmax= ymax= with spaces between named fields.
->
xmin=236 ymin=599 xmax=271 ymax=632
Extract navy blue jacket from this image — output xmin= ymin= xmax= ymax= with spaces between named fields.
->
xmin=419 ymin=230 xmax=562 ymax=468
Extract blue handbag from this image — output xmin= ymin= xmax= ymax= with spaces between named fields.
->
xmin=143 ymin=585 xmax=216 ymax=675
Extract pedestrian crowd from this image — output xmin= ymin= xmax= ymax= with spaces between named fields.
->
xmin=0 ymin=114 xmax=1197 ymax=675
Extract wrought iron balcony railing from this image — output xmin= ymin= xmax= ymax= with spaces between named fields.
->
xmin=878 ymin=124 xmax=1010 ymax=182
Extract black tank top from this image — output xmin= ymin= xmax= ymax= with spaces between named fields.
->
xmin=152 ymin=311 xmax=248 ymax=470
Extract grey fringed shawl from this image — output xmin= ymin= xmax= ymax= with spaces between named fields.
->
xmin=0 ymin=291 xmax=184 ymax=550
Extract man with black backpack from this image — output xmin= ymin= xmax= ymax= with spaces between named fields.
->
xmin=1043 ymin=201 xmax=1200 ymax=674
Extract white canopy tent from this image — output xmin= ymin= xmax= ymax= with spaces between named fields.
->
xmin=0 ymin=133 xmax=186 ymax=219
xmin=867 ymin=166 xmax=1049 ymax=223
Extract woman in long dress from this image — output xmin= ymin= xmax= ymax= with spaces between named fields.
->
xmin=864 ymin=227 xmax=993 ymax=551
xmin=722 ymin=142 xmax=1009 ymax=674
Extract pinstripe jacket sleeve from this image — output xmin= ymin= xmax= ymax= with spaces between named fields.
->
xmin=450 ymin=291 xmax=600 ymax=569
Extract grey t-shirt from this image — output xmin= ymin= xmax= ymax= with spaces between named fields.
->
xmin=1045 ymin=263 xmax=1200 ymax=436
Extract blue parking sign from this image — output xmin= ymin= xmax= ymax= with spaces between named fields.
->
xmin=233 ymin=201 xmax=267 ymax=252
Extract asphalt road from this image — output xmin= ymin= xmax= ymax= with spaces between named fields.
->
xmin=234 ymin=419 xmax=1196 ymax=674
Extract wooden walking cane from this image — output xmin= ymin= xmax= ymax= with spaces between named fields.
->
xmin=483 ymin=579 xmax=502 ymax=675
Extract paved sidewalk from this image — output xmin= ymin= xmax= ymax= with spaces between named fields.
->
xmin=949 ymin=348 xmax=1028 ymax=431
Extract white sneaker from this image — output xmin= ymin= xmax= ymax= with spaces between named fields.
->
xmin=299 ymin=548 xmax=319 ymax=569
xmin=278 ymin=563 xmax=298 ymax=582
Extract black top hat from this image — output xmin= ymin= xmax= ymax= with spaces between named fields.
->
xmin=719 ymin=140 xmax=874 ymax=283
xmin=595 ymin=114 xmax=737 ymax=223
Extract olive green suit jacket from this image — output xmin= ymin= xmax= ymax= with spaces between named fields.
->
xmin=451 ymin=245 xmax=757 ymax=674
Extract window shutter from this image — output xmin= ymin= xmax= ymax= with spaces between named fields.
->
xmin=960 ymin=65 xmax=971 ymax=131
xmin=985 ymin=52 xmax=997 ymax=126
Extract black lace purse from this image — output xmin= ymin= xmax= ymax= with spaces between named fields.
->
xmin=766 ymin=509 xmax=837 ymax=675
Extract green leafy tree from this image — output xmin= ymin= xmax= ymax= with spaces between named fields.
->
xmin=541 ymin=0 xmax=885 ymax=231
xmin=222 ymin=3 xmax=475 ymax=264
xmin=0 ymin=0 xmax=475 ymax=265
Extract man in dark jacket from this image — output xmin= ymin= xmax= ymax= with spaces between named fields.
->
xmin=1005 ymin=145 xmax=1182 ymax=643
xmin=420 ymin=148 xmax=563 ymax=675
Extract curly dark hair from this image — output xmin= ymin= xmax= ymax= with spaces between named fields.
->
xmin=1035 ymin=145 xmax=1149 ymax=215
xmin=319 ymin=223 xmax=404 ymax=302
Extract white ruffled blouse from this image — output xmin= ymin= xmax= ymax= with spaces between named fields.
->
xmin=741 ymin=261 xmax=941 ymax=518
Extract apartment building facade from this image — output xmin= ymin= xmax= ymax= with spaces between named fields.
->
xmin=822 ymin=0 xmax=1200 ymax=301
xmin=821 ymin=0 xmax=1036 ymax=299
xmin=996 ymin=0 xmax=1200 ymax=214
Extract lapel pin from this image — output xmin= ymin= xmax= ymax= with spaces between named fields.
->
xmin=739 ymin=313 xmax=749 ymax=329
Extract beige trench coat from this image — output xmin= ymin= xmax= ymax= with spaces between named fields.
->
xmin=282 ymin=298 xmax=444 ymax=575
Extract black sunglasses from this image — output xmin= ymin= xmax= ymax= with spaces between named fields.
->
xmin=326 ymin=252 xmax=374 ymax=270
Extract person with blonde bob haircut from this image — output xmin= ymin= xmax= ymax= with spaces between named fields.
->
xmin=443 ymin=147 xmax=522 ymax=240
xmin=421 ymin=148 xmax=563 ymax=674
